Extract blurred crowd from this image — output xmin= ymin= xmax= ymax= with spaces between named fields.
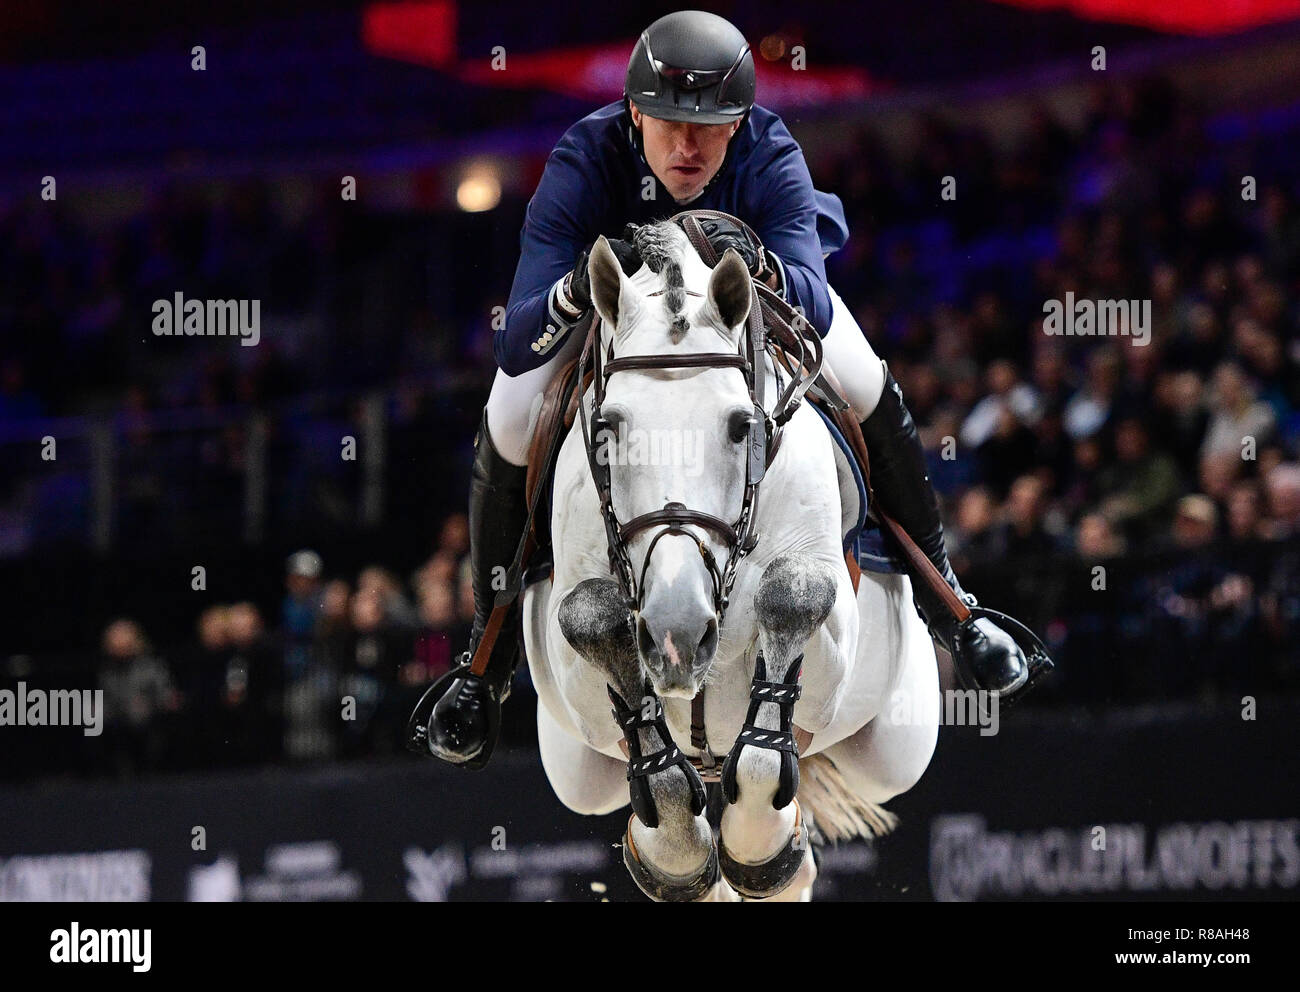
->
xmin=4 ymin=78 xmax=1300 ymax=779
xmin=821 ymin=80 xmax=1300 ymax=697
xmin=66 ymin=516 xmax=478 ymax=778
xmin=0 ymin=180 xmax=493 ymax=420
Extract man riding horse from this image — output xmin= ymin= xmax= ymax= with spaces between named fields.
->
xmin=419 ymin=10 xmax=1037 ymax=766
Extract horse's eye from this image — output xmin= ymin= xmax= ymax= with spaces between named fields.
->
xmin=602 ymin=406 xmax=627 ymax=432
xmin=727 ymin=408 xmax=754 ymax=444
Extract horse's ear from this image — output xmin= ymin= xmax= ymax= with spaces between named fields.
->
xmin=707 ymin=248 xmax=752 ymax=335
xmin=589 ymin=236 xmax=625 ymax=331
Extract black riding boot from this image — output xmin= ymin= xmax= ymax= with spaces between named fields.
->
xmin=859 ymin=367 xmax=1028 ymax=696
xmin=409 ymin=410 xmax=529 ymax=767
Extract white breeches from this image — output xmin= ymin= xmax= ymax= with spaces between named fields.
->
xmin=485 ymin=283 xmax=885 ymax=467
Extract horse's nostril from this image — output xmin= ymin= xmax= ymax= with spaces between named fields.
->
xmin=636 ymin=616 xmax=655 ymax=659
xmin=697 ymin=618 xmax=718 ymax=665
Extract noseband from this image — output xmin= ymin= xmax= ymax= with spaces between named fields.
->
xmin=578 ymin=210 xmax=826 ymax=627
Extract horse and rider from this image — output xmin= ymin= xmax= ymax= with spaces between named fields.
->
xmin=407 ymin=12 xmax=1051 ymax=897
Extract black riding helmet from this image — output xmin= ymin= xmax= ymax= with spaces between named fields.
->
xmin=625 ymin=10 xmax=755 ymax=124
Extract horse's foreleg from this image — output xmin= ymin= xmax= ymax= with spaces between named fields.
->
xmin=718 ymin=553 xmax=838 ymax=899
xmin=559 ymin=578 xmax=720 ymax=901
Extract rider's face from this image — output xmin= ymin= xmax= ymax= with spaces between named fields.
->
xmin=631 ymin=104 xmax=740 ymax=203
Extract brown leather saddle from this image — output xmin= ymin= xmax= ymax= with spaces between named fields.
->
xmin=522 ymin=334 xmax=591 ymax=563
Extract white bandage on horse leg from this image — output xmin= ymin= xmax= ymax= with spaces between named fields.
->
xmin=821 ymin=284 xmax=886 ymax=419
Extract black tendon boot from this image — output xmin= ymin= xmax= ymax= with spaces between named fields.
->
xmin=859 ymin=368 xmax=1029 ymax=696
xmin=406 ymin=411 xmax=529 ymax=767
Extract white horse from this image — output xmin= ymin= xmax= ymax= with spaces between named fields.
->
xmin=522 ymin=222 xmax=940 ymax=901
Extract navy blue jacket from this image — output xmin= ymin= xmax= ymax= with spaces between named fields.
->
xmin=497 ymin=101 xmax=848 ymax=375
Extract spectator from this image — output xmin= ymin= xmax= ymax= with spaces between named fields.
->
xmin=1262 ymin=463 xmax=1300 ymax=539
xmin=357 ymin=565 xmax=420 ymax=631
xmin=225 ymin=602 xmax=279 ymax=764
xmin=438 ymin=513 xmax=471 ymax=559
xmin=960 ymin=360 xmax=1040 ymax=449
xmin=1000 ymin=475 xmax=1058 ymax=556
xmin=1200 ymin=362 xmax=1276 ymax=460
xmin=1226 ymin=481 xmax=1267 ymax=544
xmin=97 ymin=619 xmax=179 ymax=777
xmin=1169 ymin=495 xmax=1218 ymax=550
xmin=178 ymin=606 xmax=232 ymax=767
xmin=317 ymin=579 xmax=352 ymax=639
xmin=1150 ymin=369 xmax=1207 ymax=480
xmin=947 ymin=486 xmax=999 ymax=572
xmin=1064 ymin=348 xmax=1122 ymax=439
xmin=1094 ymin=416 xmax=1184 ymax=543
xmin=413 ymin=573 xmax=461 ymax=685
xmin=283 ymin=549 xmax=324 ymax=647
xmin=339 ymin=588 xmax=389 ymax=756
xmin=281 ymin=550 xmax=333 ymax=762
xmin=1074 ymin=512 xmax=1126 ymax=560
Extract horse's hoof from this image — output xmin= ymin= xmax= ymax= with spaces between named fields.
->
xmin=718 ymin=798 xmax=810 ymax=899
xmin=622 ymin=817 xmax=720 ymax=902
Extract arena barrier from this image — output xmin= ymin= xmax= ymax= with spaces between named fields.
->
xmin=1 ymin=698 xmax=1296 ymax=901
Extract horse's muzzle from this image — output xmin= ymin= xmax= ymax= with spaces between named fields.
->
xmin=636 ymin=613 xmax=719 ymax=697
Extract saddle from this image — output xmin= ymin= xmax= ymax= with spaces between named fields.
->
xmin=520 ymin=327 xmax=591 ymax=579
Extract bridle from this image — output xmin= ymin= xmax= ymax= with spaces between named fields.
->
xmin=578 ymin=210 xmax=826 ymax=627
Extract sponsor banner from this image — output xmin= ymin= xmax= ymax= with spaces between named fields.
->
xmin=0 ymin=851 xmax=150 ymax=902
xmin=0 ymin=702 xmax=1295 ymax=900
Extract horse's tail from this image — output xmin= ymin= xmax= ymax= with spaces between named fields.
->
xmin=798 ymin=753 xmax=899 ymax=842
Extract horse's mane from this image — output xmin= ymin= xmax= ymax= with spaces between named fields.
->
xmin=629 ymin=222 xmax=690 ymax=343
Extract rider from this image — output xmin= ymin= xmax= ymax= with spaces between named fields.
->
xmin=423 ymin=10 xmax=1030 ymax=766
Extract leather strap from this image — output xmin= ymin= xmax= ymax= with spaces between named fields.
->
xmin=690 ymin=692 xmax=717 ymax=772
xmin=468 ymin=600 xmax=513 ymax=678
xmin=620 ymin=505 xmax=737 ymax=545
xmin=604 ymin=353 xmax=749 ymax=374
xmin=844 ymin=548 xmax=862 ymax=594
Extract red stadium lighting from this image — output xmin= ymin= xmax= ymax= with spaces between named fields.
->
xmin=363 ymin=0 xmax=457 ymax=68
xmin=990 ymin=0 xmax=1300 ymax=35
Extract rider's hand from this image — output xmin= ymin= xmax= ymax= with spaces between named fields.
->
xmin=700 ymin=216 xmax=774 ymax=284
xmin=562 ymin=238 xmax=641 ymax=315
